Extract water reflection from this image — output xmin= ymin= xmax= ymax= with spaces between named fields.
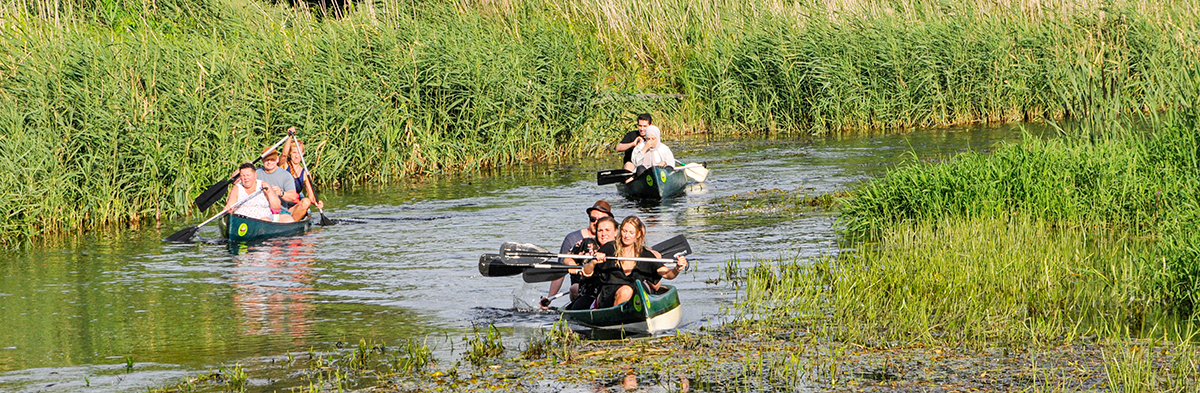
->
xmin=229 ymin=240 xmax=317 ymax=340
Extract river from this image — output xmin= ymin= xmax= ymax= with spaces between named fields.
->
xmin=0 ymin=124 xmax=1042 ymax=392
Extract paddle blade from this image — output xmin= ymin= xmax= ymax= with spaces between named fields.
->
xmin=478 ymin=254 xmax=525 ymax=277
xmin=318 ymin=213 xmax=336 ymax=226
xmin=651 ymin=235 xmax=692 ymax=257
xmin=500 ymin=242 xmax=557 ymax=265
xmin=523 ymin=269 xmax=568 ymax=283
xmin=597 ymin=169 xmax=632 ymax=185
xmin=163 ymin=226 xmax=200 ymax=243
xmin=195 ymin=178 xmax=234 ymax=211
xmin=683 ymin=163 xmax=709 ymax=182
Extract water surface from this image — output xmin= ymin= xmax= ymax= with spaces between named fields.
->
xmin=0 ymin=124 xmax=1040 ymax=391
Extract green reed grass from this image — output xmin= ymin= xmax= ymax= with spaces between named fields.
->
xmin=3 ymin=0 xmax=1200 ymax=246
xmin=839 ymin=110 xmax=1200 ymax=312
xmin=738 ymin=216 xmax=1159 ymax=348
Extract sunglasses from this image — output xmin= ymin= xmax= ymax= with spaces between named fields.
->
xmin=589 ymin=214 xmax=611 ymax=222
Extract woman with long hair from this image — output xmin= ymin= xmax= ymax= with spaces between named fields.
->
xmin=582 ymin=216 xmax=687 ymax=308
xmin=280 ymin=128 xmax=324 ymax=218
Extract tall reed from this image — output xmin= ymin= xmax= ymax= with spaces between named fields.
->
xmin=3 ymin=0 xmax=1200 ymax=246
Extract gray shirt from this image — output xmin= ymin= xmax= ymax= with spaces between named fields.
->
xmin=559 ymin=229 xmax=587 ymax=264
xmin=256 ymin=167 xmax=296 ymax=193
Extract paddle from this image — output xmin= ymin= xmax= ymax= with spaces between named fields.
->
xmin=165 ymin=189 xmax=264 ymax=242
xmin=515 ymin=236 xmax=692 ymax=283
xmin=290 ymin=131 xmax=335 ymax=226
xmin=540 ymin=291 xmax=569 ymax=308
xmin=478 ymin=253 xmax=527 ymax=277
xmin=680 ymin=162 xmax=709 ymax=182
xmin=477 ymin=254 xmax=579 ymax=283
xmin=596 ymin=168 xmax=632 ymax=185
xmin=502 ymin=242 xmax=686 ymax=264
xmin=194 ymin=135 xmax=291 ymax=212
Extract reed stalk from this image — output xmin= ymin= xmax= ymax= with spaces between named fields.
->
xmin=2 ymin=0 xmax=1200 ymax=246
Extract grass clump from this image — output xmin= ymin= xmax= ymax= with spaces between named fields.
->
xmin=740 ymin=216 xmax=1158 ymax=347
xmin=462 ymin=324 xmax=505 ymax=367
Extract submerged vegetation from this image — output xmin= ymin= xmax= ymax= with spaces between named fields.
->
xmin=2 ymin=0 xmax=1200 ymax=245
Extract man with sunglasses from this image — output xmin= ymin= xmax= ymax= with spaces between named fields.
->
xmin=542 ymin=200 xmax=615 ymax=309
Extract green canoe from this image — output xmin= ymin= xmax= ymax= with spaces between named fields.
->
xmin=616 ymin=166 xmax=688 ymax=200
xmin=561 ymin=280 xmax=682 ymax=334
xmin=220 ymin=213 xmax=312 ymax=242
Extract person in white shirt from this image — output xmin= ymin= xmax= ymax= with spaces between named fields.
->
xmin=627 ymin=125 xmax=676 ymax=181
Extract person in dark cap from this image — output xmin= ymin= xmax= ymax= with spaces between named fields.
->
xmin=542 ymin=200 xmax=615 ymax=308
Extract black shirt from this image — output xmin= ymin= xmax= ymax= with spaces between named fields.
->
xmin=593 ymin=242 xmax=663 ymax=287
xmin=567 ymin=238 xmax=604 ymax=285
xmin=620 ymin=130 xmax=641 ymax=164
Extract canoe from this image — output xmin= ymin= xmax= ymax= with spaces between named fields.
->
xmin=561 ymin=280 xmax=682 ymax=334
xmin=219 ymin=213 xmax=312 ymax=242
xmin=616 ymin=166 xmax=688 ymax=200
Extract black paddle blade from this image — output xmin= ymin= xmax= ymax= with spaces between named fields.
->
xmin=523 ymin=269 xmax=568 ymax=283
xmin=500 ymin=242 xmax=553 ymax=259
xmin=478 ymin=254 xmax=526 ymax=277
xmin=318 ymin=213 xmax=336 ymax=226
xmin=597 ymin=169 xmax=633 ymax=186
xmin=163 ymin=226 xmax=200 ymax=243
xmin=651 ymin=235 xmax=692 ymax=257
xmin=194 ymin=177 xmax=234 ymax=212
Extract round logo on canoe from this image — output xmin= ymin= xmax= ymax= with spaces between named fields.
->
xmin=633 ymin=294 xmax=643 ymax=312
xmin=645 ymin=174 xmax=654 ymax=186
xmin=237 ymin=223 xmax=248 ymax=237
xmin=658 ymin=171 xmax=667 ymax=183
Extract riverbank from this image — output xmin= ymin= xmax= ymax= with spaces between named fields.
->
xmin=4 ymin=0 xmax=1199 ymax=246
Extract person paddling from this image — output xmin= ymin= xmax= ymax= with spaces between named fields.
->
xmin=566 ymin=216 xmax=619 ymax=310
xmin=543 ymin=200 xmax=614 ymax=308
xmin=257 ymin=141 xmax=311 ymax=221
xmin=280 ymin=127 xmax=325 ymax=216
xmin=224 ymin=163 xmax=289 ymax=222
xmin=581 ymin=216 xmax=687 ymax=308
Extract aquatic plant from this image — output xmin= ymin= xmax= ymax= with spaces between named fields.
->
xmin=221 ymin=363 xmax=247 ymax=392
xmin=462 ymin=324 xmax=505 ymax=366
xmin=519 ymin=318 xmax=578 ymax=361
xmin=839 ymin=110 xmax=1200 ymax=313
xmin=387 ymin=338 xmax=434 ymax=374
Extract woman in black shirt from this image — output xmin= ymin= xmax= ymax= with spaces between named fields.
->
xmin=581 ymin=216 xmax=688 ymax=308
xmin=565 ymin=216 xmax=620 ymax=310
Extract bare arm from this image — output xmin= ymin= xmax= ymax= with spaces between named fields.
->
xmin=223 ymin=187 xmax=238 ymax=213
xmin=616 ymin=136 xmax=643 ymax=152
xmin=582 ymin=253 xmax=606 ymax=277
xmin=264 ymin=184 xmax=282 ymax=211
xmin=657 ymin=255 xmax=688 ymax=280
